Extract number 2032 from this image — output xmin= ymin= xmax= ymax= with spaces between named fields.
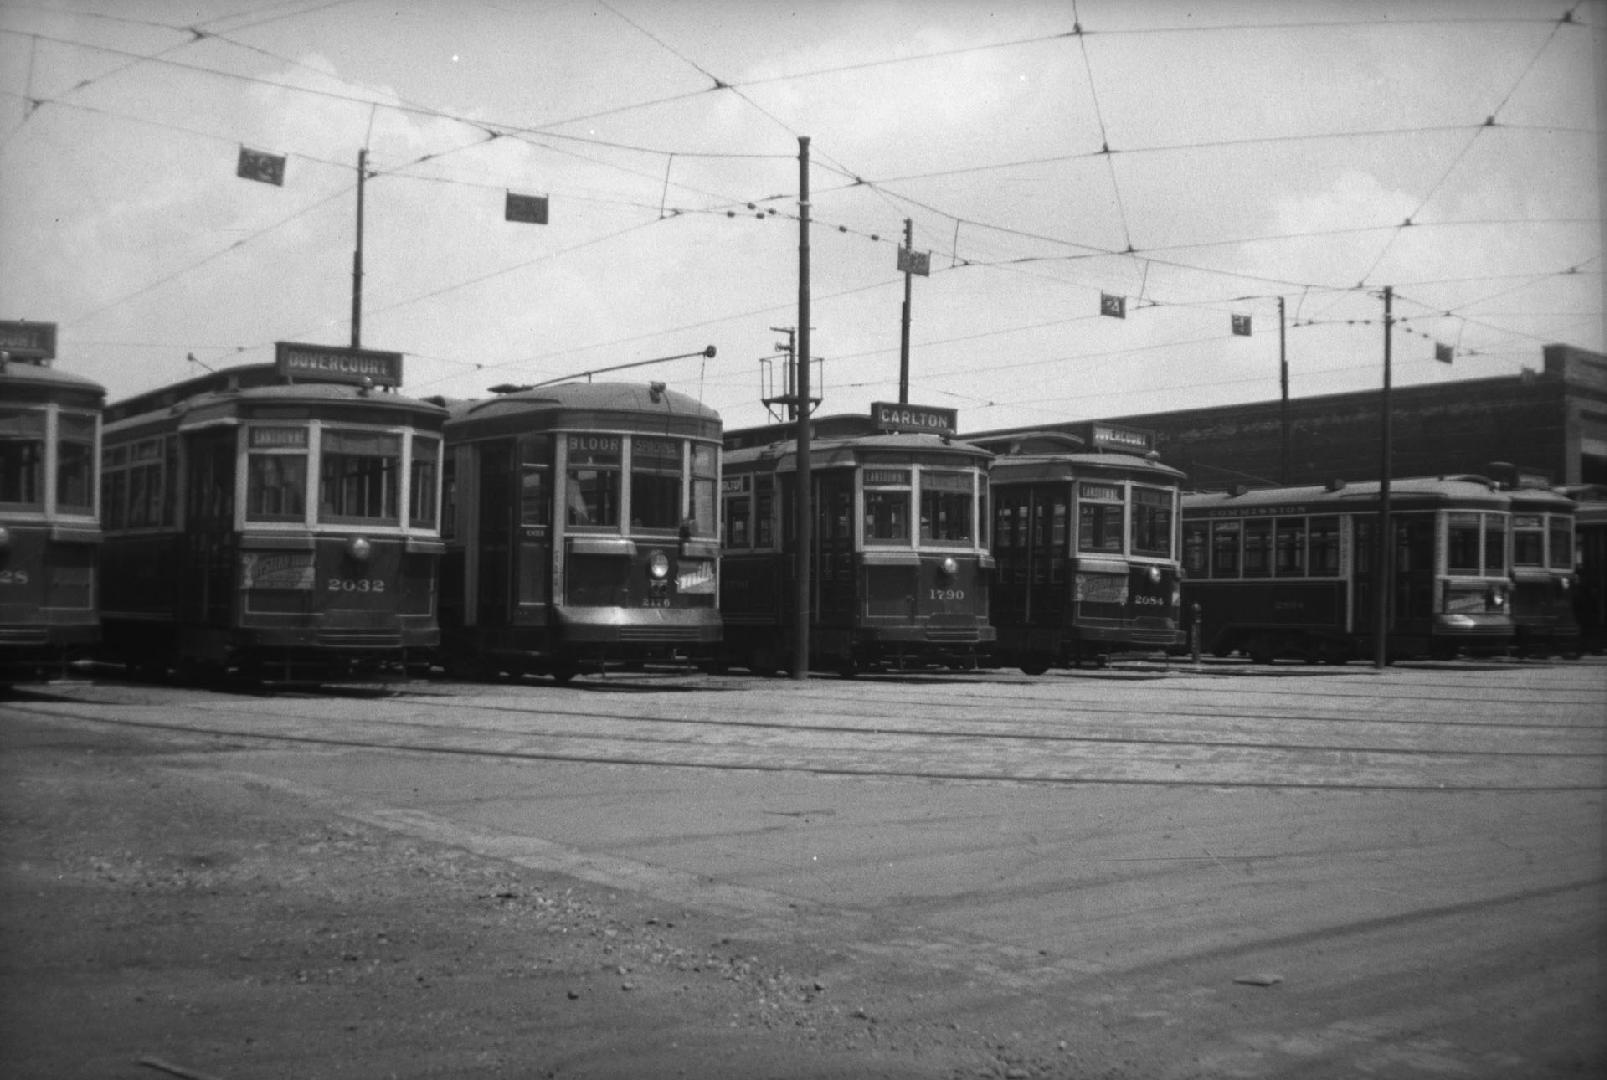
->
xmin=327 ymin=578 xmax=385 ymax=593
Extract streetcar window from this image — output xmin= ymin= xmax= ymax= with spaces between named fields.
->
xmin=127 ymin=438 xmax=172 ymax=527
xmin=1131 ymin=487 xmax=1173 ymax=558
xmin=1077 ymin=482 xmax=1123 ymax=554
xmin=1182 ymin=520 xmax=1208 ymax=575
xmin=411 ymin=436 xmax=441 ymax=528
xmin=56 ymin=412 xmax=96 ymax=514
xmin=754 ymin=474 xmax=775 ymax=548
xmin=630 ymin=436 xmax=682 ymax=531
xmin=1513 ymin=514 xmax=1545 ymax=567
xmin=1549 ymin=516 xmax=1573 ymax=569
xmin=1483 ymin=514 xmax=1507 ymax=573
xmin=1309 ymin=516 xmax=1341 ymax=575
xmin=1242 ymin=519 xmax=1272 ymax=577
xmin=723 ymin=474 xmax=750 ymax=549
xmin=1446 ymin=513 xmax=1481 ymax=573
xmin=690 ymin=443 xmax=718 ymax=537
xmin=978 ymin=476 xmax=989 ymax=548
xmin=102 ymin=461 xmax=127 ymax=530
xmin=920 ymin=471 xmax=974 ymax=543
xmin=0 ymin=407 xmax=45 ymax=508
xmin=1274 ymin=517 xmax=1305 ymax=577
xmin=864 ymin=468 xmax=910 ymax=545
xmin=565 ymin=434 xmax=620 ymax=528
xmin=517 ymin=435 xmax=551 ymax=528
xmin=247 ymin=428 xmax=308 ymax=524
xmin=319 ymin=429 xmax=400 ymax=524
xmin=186 ymin=430 xmax=237 ymax=526
xmin=1210 ymin=520 xmax=1240 ymax=577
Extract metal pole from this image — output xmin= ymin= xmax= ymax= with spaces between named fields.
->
xmin=899 ymin=217 xmax=912 ymax=405
xmin=351 ymin=148 xmax=366 ymax=348
xmin=1278 ymin=295 xmax=1288 ymax=484
xmin=793 ymin=136 xmax=813 ymax=680
xmin=1374 ymin=285 xmax=1393 ymax=669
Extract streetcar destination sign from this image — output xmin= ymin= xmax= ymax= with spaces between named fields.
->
xmin=871 ymin=401 xmax=957 ymax=436
xmin=0 ymin=320 xmax=57 ymax=360
xmin=274 ymin=341 xmax=403 ymax=388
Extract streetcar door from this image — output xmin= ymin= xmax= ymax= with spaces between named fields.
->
xmin=514 ymin=435 xmax=552 ymax=616
xmin=1393 ymin=513 xmax=1435 ymax=633
xmin=814 ymin=469 xmax=856 ymax=625
xmin=993 ymin=487 xmax=1032 ymax=624
xmin=475 ymin=441 xmax=513 ymax=627
xmin=181 ymin=428 xmax=237 ymax=627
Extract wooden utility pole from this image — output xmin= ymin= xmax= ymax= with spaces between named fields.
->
xmin=1374 ymin=285 xmax=1394 ymax=669
xmin=899 ymin=217 xmax=912 ymax=404
xmin=351 ymin=148 xmax=366 ymax=348
xmin=793 ymin=136 xmax=812 ymax=680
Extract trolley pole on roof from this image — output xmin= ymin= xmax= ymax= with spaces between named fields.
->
xmin=351 ymin=148 xmax=366 ymax=348
xmin=1374 ymin=286 xmax=1394 ymax=670
xmin=1278 ymin=295 xmax=1289 ymax=485
xmin=794 ymin=136 xmax=813 ymax=681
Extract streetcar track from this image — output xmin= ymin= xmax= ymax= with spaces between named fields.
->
xmin=7 ymin=700 xmax=1603 ymax=794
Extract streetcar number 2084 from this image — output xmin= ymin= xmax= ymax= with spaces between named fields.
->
xmin=327 ymin=578 xmax=385 ymax=593
xmin=929 ymin=588 xmax=965 ymax=601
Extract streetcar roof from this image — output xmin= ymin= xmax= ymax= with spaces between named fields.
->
xmin=446 ymin=381 xmax=720 ymax=437
xmin=104 ymin=362 xmax=445 ymax=427
xmin=724 ymin=430 xmax=992 ymax=472
xmin=0 ymin=357 xmax=106 ymax=404
xmin=1182 ymin=475 xmax=1513 ymax=514
xmin=989 ymin=450 xmax=1185 ymax=484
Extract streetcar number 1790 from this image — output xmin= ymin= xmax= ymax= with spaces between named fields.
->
xmin=929 ymin=588 xmax=965 ymax=601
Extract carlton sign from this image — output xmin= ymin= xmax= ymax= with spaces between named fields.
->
xmin=871 ymin=401 xmax=958 ymax=436
xmin=274 ymin=342 xmax=403 ymax=388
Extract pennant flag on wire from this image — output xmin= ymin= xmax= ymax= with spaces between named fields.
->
xmin=1100 ymin=293 xmax=1126 ymax=319
xmin=236 ymin=146 xmax=286 ymax=186
xmin=1435 ymin=342 xmax=1453 ymax=364
xmin=1231 ymin=314 xmax=1252 ymax=337
xmin=505 ymin=191 xmax=549 ymax=225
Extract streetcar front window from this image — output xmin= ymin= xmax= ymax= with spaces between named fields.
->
xmin=319 ymin=429 xmax=400 ymax=524
xmin=248 ymin=427 xmax=309 ymax=523
xmin=1549 ymin=517 xmax=1573 ymax=570
xmin=56 ymin=412 xmax=97 ymax=514
xmin=1077 ymin=483 xmax=1124 ymax=554
xmin=1513 ymin=514 xmax=1544 ymax=567
xmin=411 ymin=435 xmax=441 ymax=528
xmin=1131 ymin=487 xmax=1174 ymax=558
xmin=1446 ymin=512 xmax=1481 ymax=573
xmin=1483 ymin=515 xmax=1507 ymax=573
xmin=0 ymin=407 xmax=45 ymax=508
xmin=565 ymin=434 xmax=620 ymax=528
xmin=920 ymin=471 xmax=975 ymax=543
xmin=690 ymin=443 xmax=718 ymax=537
xmin=630 ymin=436 xmax=682 ymax=531
xmin=864 ymin=468 xmax=910 ymax=545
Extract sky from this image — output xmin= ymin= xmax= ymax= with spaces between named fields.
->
xmin=1 ymin=0 xmax=1602 ymax=435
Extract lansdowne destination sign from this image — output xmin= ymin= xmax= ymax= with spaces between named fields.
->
xmin=275 ymin=342 xmax=403 ymax=388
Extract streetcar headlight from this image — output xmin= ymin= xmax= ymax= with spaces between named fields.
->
xmin=939 ymin=557 xmax=959 ymax=578
xmin=345 ymin=536 xmax=372 ymax=561
xmin=648 ymin=550 xmax=671 ymax=580
xmin=0 ymin=525 xmax=9 ymax=550
xmin=1486 ymin=586 xmax=1506 ymax=610
xmin=1148 ymin=565 xmax=1162 ymax=584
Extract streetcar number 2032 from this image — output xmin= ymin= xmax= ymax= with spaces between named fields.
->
xmin=929 ymin=588 xmax=965 ymax=601
xmin=327 ymin=578 xmax=385 ymax=593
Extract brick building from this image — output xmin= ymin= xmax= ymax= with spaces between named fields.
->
xmin=968 ymin=343 xmax=1607 ymax=491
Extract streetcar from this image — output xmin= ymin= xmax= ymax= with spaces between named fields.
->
xmin=1180 ymin=475 xmax=1515 ymax=663
xmin=1565 ymin=483 xmax=1607 ymax=654
xmin=0 ymin=322 xmax=103 ymax=682
xmin=967 ymin=423 xmax=1185 ymax=673
xmin=721 ymin=405 xmax=994 ymax=675
xmin=98 ymin=343 xmax=447 ymax=683
xmin=436 ymin=381 xmax=722 ymax=681
xmin=1502 ymin=480 xmax=1580 ymax=658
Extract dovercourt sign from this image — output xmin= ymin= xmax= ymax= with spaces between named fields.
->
xmin=275 ymin=342 xmax=403 ymax=388
xmin=871 ymin=401 xmax=958 ymax=436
